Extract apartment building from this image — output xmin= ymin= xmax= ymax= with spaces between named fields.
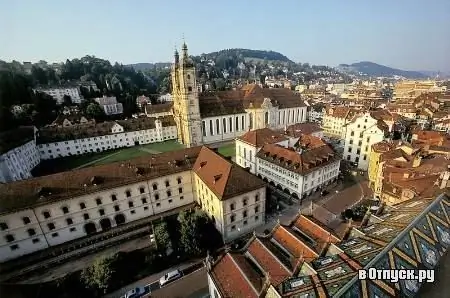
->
xmin=94 ymin=96 xmax=124 ymax=115
xmin=307 ymin=103 xmax=325 ymax=123
xmin=0 ymin=145 xmax=266 ymax=262
xmin=321 ymin=107 xmax=359 ymax=139
xmin=35 ymin=87 xmax=83 ymax=104
xmin=193 ymin=147 xmax=266 ymax=242
xmin=343 ymin=112 xmax=389 ymax=170
xmin=37 ymin=116 xmax=177 ymax=160
xmin=0 ymin=127 xmax=41 ymax=183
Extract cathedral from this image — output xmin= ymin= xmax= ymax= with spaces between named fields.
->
xmin=170 ymin=42 xmax=308 ymax=147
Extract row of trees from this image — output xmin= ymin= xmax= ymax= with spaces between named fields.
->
xmin=77 ymin=209 xmax=222 ymax=296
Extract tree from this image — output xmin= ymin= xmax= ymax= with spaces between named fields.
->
xmin=86 ymin=102 xmax=105 ymax=119
xmin=213 ymin=78 xmax=226 ymax=91
xmin=80 ymin=256 xmax=116 ymax=293
xmin=62 ymin=95 xmax=73 ymax=106
xmin=154 ymin=221 xmax=171 ymax=254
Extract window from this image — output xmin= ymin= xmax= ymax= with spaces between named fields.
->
xmin=223 ymin=118 xmax=227 ymax=133
xmin=235 ymin=116 xmax=239 ymax=131
xmin=128 ymin=201 xmax=134 ymax=208
xmin=83 ymin=213 xmax=90 ymax=220
xmin=180 ymin=196 xmax=184 ymax=200
xmin=230 ymin=215 xmax=235 ymax=222
xmin=47 ymin=223 xmax=55 ymax=230
xmin=22 ymin=217 xmax=31 ymax=225
xmin=264 ymin=111 xmax=269 ymax=125
xmin=358 ymin=141 xmax=362 ymax=146
xmin=350 ymin=131 xmax=354 ymax=136
xmin=156 ymin=203 xmax=161 ymax=207
xmin=125 ymin=190 xmax=131 ymax=197
xmin=155 ymin=194 xmax=160 ymax=200
xmin=255 ymin=215 xmax=259 ymax=221
xmin=178 ymin=187 xmax=183 ymax=194
xmin=32 ymin=238 xmax=40 ymax=243
xmin=70 ymin=227 xmax=76 ymax=232
xmin=231 ymin=225 xmax=236 ymax=231
xmin=10 ymin=244 xmax=19 ymax=251
xmin=5 ymin=234 xmax=15 ymax=242
xmin=347 ymin=155 xmax=350 ymax=160
xmin=144 ymin=206 xmax=149 ymax=211
xmin=111 ymin=194 xmax=117 ymax=201
xmin=152 ymin=183 xmax=158 ymax=190
xmin=230 ymin=203 xmax=235 ymax=211
xmin=142 ymin=198 xmax=147 ymax=204
xmin=366 ymin=137 xmax=371 ymax=142
xmin=348 ymin=148 xmax=352 ymax=153
xmin=243 ymin=220 xmax=248 ymax=225
xmin=51 ymin=233 xmax=59 ymax=238
xmin=66 ymin=218 xmax=73 ymax=225
xmin=27 ymin=228 xmax=36 ymax=236
xmin=202 ymin=121 xmax=206 ymax=136
xmin=349 ymin=139 xmax=353 ymax=145
xmin=209 ymin=120 xmax=214 ymax=135
xmin=216 ymin=119 xmax=220 ymax=134
xmin=229 ymin=117 xmax=233 ymax=132
xmin=114 ymin=205 xmax=120 ymax=211
xmin=96 ymin=198 xmax=102 ymax=205
xmin=243 ymin=210 xmax=248 ymax=217
xmin=243 ymin=198 xmax=248 ymax=206
xmin=139 ymin=186 xmax=145 ymax=194
xmin=99 ymin=209 xmax=105 ymax=216
xmin=169 ymin=199 xmax=173 ymax=203
xmin=43 ymin=211 xmax=51 ymax=219
xmin=62 ymin=206 xmax=69 ymax=214
xmin=167 ymin=190 xmax=172 ymax=197
xmin=0 ymin=222 xmax=8 ymax=230
xmin=165 ymin=180 xmax=170 ymax=187
xmin=80 ymin=202 xmax=86 ymax=209
xmin=255 ymin=206 xmax=260 ymax=213
xmin=177 ymin=177 xmax=182 ymax=184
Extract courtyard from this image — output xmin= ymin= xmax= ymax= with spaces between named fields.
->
xmin=32 ymin=140 xmax=236 ymax=176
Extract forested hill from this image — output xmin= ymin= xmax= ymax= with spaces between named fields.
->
xmin=200 ymin=49 xmax=293 ymax=63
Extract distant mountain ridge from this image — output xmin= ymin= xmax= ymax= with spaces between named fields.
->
xmin=337 ymin=61 xmax=428 ymax=78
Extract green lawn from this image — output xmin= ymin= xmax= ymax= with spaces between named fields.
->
xmin=32 ymin=140 xmax=185 ymax=176
xmin=217 ymin=143 xmax=235 ymax=157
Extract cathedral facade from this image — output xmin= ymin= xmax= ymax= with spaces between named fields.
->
xmin=171 ymin=43 xmax=308 ymax=147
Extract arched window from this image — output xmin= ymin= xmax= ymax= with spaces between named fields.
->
xmin=216 ymin=119 xmax=220 ymax=134
xmin=249 ymin=113 xmax=253 ymax=129
xmin=187 ymin=74 xmax=191 ymax=80
xmin=264 ymin=111 xmax=269 ymax=126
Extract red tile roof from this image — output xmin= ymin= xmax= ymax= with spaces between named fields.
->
xmin=293 ymin=215 xmax=340 ymax=244
xmin=211 ymin=253 xmax=259 ymax=298
xmin=247 ymin=238 xmax=291 ymax=286
xmin=272 ymin=225 xmax=319 ymax=262
xmin=144 ymin=102 xmax=173 ymax=114
xmin=193 ymin=147 xmax=265 ymax=200
xmin=237 ymin=128 xmax=288 ymax=147
xmin=284 ymin=123 xmax=322 ymax=137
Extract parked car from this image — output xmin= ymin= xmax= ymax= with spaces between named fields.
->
xmin=321 ymin=190 xmax=330 ymax=196
xmin=124 ymin=286 xmax=149 ymax=298
xmin=159 ymin=269 xmax=183 ymax=287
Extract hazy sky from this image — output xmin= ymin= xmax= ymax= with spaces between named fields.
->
xmin=1 ymin=0 xmax=449 ymax=71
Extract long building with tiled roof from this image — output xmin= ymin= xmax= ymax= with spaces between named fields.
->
xmin=169 ymin=42 xmax=308 ymax=148
xmin=0 ymin=146 xmax=266 ymax=262
xmin=207 ymin=193 xmax=450 ymax=297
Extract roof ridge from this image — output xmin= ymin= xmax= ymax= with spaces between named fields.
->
xmin=228 ymin=253 xmax=260 ymax=296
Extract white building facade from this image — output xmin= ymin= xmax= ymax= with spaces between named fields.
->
xmin=36 ymin=87 xmax=83 ymax=104
xmin=94 ymin=96 xmax=124 ymax=115
xmin=344 ymin=113 xmax=387 ymax=170
xmin=37 ymin=120 xmax=177 ymax=160
xmin=0 ymin=128 xmax=40 ymax=183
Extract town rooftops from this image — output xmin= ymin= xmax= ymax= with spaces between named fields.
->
xmin=0 ymin=146 xmax=202 ymax=215
xmin=193 ymin=146 xmax=265 ymax=200
xmin=284 ymin=123 xmax=322 ymax=137
xmin=210 ymin=193 xmax=450 ymax=297
xmin=0 ymin=126 xmax=35 ymax=155
xmin=37 ymin=116 xmax=176 ymax=144
xmin=325 ymin=107 xmax=358 ymax=119
xmin=237 ymin=128 xmax=287 ymax=148
xmin=198 ymin=84 xmax=306 ymax=118
xmin=144 ymin=102 xmax=173 ymax=115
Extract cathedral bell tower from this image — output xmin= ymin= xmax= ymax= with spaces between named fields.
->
xmin=171 ymin=42 xmax=203 ymax=147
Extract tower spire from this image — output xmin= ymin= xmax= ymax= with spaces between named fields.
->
xmin=174 ymin=44 xmax=179 ymax=65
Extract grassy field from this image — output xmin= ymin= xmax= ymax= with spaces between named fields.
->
xmin=217 ymin=143 xmax=235 ymax=157
xmin=32 ymin=140 xmax=185 ymax=176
